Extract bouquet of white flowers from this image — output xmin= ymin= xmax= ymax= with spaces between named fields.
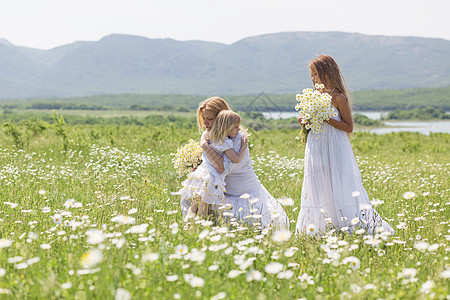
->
xmin=295 ymin=83 xmax=334 ymax=142
xmin=172 ymin=139 xmax=203 ymax=176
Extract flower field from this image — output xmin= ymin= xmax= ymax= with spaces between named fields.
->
xmin=0 ymin=124 xmax=448 ymax=299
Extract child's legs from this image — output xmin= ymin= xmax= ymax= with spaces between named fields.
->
xmin=190 ymin=194 xmax=201 ymax=214
xmin=198 ymin=200 xmax=209 ymax=217
xmin=189 ymin=202 xmax=199 ymax=214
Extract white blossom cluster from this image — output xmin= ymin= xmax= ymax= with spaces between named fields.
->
xmin=172 ymin=139 xmax=202 ymax=176
xmin=295 ymin=83 xmax=335 ymax=135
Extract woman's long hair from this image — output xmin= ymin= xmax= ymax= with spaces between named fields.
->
xmin=208 ymin=110 xmax=242 ymax=145
xmin=196 ymin=97 xmax=231 ymax=132
xmin=310 ymin=55 xmax=352 ymax=115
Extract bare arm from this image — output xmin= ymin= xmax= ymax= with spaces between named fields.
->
xmin=223 ymin=135 xmax=248 ymax=163
xmin=200 ymin=135 xmax=225 ymax=173
xmin=326 ymin=93 xmax=353 ymax=133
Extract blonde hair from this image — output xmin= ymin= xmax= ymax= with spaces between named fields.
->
xmin=196 ymin=97 xmax=231 ymax=132
xmin=310 ymin=55 xmax=352 ymax=115
xmin=208 ymin=110 xmax=242 ymax=145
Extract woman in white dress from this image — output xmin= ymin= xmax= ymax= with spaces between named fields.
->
xmin=177 ymin=97 xmax=288 ymax=229
xmin=175 ymin=110 xmax=248 ymax=218
xmin=295 ymin=55 xmax=394 ymax=235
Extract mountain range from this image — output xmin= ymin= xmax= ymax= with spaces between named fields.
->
xmin=0 ymin=31 xmax=449 ymax=99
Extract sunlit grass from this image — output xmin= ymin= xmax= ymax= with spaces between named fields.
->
xmin=0 ymin=125 xmax=448 ymax=299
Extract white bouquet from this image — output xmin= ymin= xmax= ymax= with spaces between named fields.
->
xmin=173 ymin=139 xmax=202 ymax=176
xmin=295 ymin=83 xmax=334 ymax=142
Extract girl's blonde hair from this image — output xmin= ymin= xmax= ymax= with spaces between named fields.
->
xmin=196 ymin=97 xmax=231 ymax=132
xmin=208 ymin=110 xmax=243 ymax=145
xmin=310 ymin=55 xmax=352 ymax=115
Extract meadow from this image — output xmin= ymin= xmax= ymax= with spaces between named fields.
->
xmin=0 ymin=119 xmax=448 ymax=299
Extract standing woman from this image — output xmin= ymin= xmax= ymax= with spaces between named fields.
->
xmin=295 ymin=55 xmax=394 ymax=234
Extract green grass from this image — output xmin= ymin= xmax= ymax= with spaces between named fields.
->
xmin=0 ymin=123 xmax=448 ymax=299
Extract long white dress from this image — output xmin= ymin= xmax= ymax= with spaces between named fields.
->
xmin=221 ymin=132 xmax=288 ymax=229
xmin=295 ymin=106 xmax=394 ymax=235
xmin=176 ymin=131 xmax=288 ymax=229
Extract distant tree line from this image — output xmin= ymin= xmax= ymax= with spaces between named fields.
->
xmin=386 ymin=107 xmax=450 ymax=120
xmin=2 ymin=86 xmax=449 ymax=112
xmin=29 ymin=103 xmax=108 ymax=110
xmin=128 ymin=104 xmax=190 ymax=112
xmin=0 ymin=111 xmax=197 ymax=128
xmin=0 ymin=110 xmax=302 ymax=131
xmin=353 ymin=114 xmax=382 ymax=126
xmin=349 ymin=87 xmax=450 ymax=111
xmin=0 ymin=109 xmax=388 ymax=132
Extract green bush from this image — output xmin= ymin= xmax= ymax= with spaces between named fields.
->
xmin=387 ymin=106 xmax=449 ymax=120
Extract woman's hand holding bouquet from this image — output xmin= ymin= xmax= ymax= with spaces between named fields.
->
xmin=295 ymin=83 xmax=334 ymax=142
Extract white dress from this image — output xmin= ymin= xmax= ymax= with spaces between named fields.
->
xmin=176 ymin=132 xmax=233 ymax=216
xmin=295 ymin=106 xmax=394 ymax=235
xmin=220 ymin=132 xmax=288 ymax=229
xmin=176 ymin=131 xmax=288 ymax=229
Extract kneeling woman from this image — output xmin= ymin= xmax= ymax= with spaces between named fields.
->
xmin=174 ymin=97 xmax=288 ymax=229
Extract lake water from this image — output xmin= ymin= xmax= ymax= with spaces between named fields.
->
xmin=261 ymin=111 xmax=450 ymax=135
xmin=364 ymin=120 xmax=450 ymax=135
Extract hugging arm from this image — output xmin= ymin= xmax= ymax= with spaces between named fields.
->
xmin=200 ymin=135 xmax=225 ymax=174
xmin=223 ymin=135 xmax=248 ymax=164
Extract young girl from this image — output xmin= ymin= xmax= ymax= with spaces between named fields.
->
xmin=295 ymin=55 xmax=394 ymax=235
xmin=175 ymin=97 xmax=288 ymax=229
xmin=175 ymin=110 xmax=248 ymax=220
xmin=201 ymin=110 xmax=288 ymax=229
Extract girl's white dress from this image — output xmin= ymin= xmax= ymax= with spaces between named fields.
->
xmin=176 ymin=132 xmax=232 ymax=216
xmin=295 ymin=106 xmax=394 ymax=234
xmin=177 ymin=131 xmax=288 ymax=229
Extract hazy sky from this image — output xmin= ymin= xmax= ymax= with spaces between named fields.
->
xmin=1 ymin=0 xmax=449 ymax=49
